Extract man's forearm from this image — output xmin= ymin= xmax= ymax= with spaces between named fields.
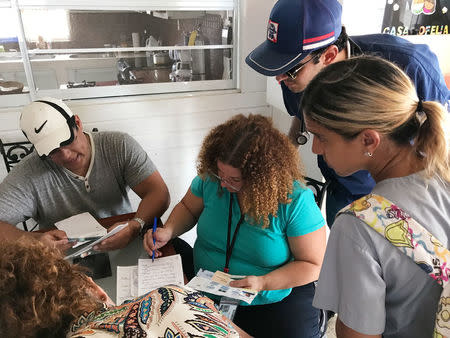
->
xmin=131 ymin=171 xmax=171 ymax=228
xmin=0 ymin=221 xmax=29 ymax=241
xmin=134 ymin=190 xmax=170 ymax=227
xmin=0 ymin=220 xmax=72 ymax=251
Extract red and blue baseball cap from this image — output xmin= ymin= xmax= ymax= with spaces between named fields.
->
xmin=246 ymin=0 xmax=342 ymax=76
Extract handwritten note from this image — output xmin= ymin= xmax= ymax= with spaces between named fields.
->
xmin=116 ymin=265 xmax=138 ymax=305
xmin=137 ymin=255 xmax=184 ymax=296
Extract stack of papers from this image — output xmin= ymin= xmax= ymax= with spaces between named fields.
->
xmin=186 ymin=269 xmax=258 ymax=304
xmin=116 ymin=255 xmax=184 ymax=305
xmin=55 ymin=212 xmax=106 ymax=239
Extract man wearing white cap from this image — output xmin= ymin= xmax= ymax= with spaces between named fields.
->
xmin=0 ymin=97 xmax=170 ymax=251
xmin=246 ymin=0 xmax=449 ymax=226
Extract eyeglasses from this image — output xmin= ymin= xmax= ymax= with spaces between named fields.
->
xmin=285 ymin=54 xmax=320 ymax=80
xmin=211 ymin=173 xmax=241 ymax=192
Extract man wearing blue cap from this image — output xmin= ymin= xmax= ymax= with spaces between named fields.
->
xmin=246 ymin=0 xmax=450 ymax=226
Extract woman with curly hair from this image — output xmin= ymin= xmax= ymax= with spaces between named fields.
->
xmin=0 ymin=238 xmax=247 ymax=338
xmin=144 ymin=114 xmax=326 ymax=337
xmin=0 ymin=238 xmax=110 ymax=337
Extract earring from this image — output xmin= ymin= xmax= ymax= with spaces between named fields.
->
xmin=365 ymin=151 xmax=373 ymax=157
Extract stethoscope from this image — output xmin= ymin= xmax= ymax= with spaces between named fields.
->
xmin=296 ymin=116 xmax=309 ymax=145
xmin=296 ymin=39 xmax=352 ymax=146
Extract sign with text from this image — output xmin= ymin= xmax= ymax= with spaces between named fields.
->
xmin=381 ymin=0 xmax=449 ymax=36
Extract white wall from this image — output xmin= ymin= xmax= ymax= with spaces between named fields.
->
xmin=0 ymin=0 xmax=274 ymax=246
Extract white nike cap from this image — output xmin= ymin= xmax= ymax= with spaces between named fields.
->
xmin=20 ymin=97 xmax=76 ymax=157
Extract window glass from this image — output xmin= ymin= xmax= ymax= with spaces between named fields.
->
xmin=0 ymin=8 xmax=26 ymax=96
xmin=0 ymin=7 xmax=18 ymax=40
xmin=22 ymin=9 xmax=70 ymax=43
xmin=1 ymin=7 xmax=235 ymax=101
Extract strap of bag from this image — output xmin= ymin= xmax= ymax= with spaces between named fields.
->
xmin=338 ymin=193 xmax=450 ymax=338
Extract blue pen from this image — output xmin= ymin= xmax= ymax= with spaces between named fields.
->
xmin=152 ymin=217 xmax=157 ymax=262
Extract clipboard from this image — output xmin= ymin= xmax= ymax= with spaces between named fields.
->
xmin=65 ymin=223 xmax=128 ymax=260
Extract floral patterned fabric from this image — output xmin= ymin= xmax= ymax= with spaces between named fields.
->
xmin=339 ymin=194 xmax=450 ymax=338
xmin=67 ymin=284 xmax=239 ymax=338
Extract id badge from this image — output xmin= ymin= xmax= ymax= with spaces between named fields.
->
xmin=218 ymin=296 xmax=240 ymax=321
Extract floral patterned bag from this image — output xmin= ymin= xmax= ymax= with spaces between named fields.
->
xmin=339 ymin=194 xmax=450 ymax=338
xmin=67 ymin=284 xmax=239 ymax=338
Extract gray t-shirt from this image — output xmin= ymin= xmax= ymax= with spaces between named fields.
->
xmin=313 ymin=173 xmax=450 ymax=337
xmin=0 ymin=131 xmax=156 ymax=228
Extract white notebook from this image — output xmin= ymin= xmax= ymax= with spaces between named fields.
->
xmin=55 ymin=212 xmax=106 ymax=239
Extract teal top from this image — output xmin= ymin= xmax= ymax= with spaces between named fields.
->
xmin=191 ymin=175 xmax=325 ymax=305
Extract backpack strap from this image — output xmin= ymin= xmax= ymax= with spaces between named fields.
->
xmin=338 ymin=194 xmax=450 ymax=337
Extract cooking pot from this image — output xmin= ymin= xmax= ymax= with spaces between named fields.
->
xmin=169 ymin=61 xmax=193 ymax=82
xmin=152 ymin=68 xmax=171 ymax=82
xmin=153 ymin=52 xmax=171 ymax=65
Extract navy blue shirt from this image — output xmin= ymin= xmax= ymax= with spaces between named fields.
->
xmin=282 ymin=33 xmax=450 ymax=222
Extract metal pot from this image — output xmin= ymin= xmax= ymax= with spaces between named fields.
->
xmin=153 ymin=52 xmax=171 ymax=65
xmin=173 ymin=61 xmax=193 ymax=82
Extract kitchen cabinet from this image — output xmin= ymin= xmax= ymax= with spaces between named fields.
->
xmin=0 ymin=1 xmax=237 ymax=107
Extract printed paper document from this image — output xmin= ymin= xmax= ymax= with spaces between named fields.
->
xmin=116 ymin=265 xmax=138 ymax=305
xmin=186 ymin=269 xmax=258 ymax=304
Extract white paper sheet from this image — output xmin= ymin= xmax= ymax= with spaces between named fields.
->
xmin=137 ymin=254 xmax=184 ymax=296
xmin=55 ymin=212 xmax=106 ymax=238
xmin=116 ymin=265 xmax=138 ymax=305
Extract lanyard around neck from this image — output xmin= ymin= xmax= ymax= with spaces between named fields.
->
xmin=224 ymin=193 xmax=244 ymax=273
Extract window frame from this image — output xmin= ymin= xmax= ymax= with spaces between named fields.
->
xmin=0 ymin=0 xmax=239 ymax=107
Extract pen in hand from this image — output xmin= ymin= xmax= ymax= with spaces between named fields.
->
xmin=152 ymin=217 xmax=157 ymax=262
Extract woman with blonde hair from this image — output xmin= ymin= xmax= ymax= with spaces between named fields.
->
xmin=144 ymin=114 xmax=326 ymax=337
xmin=303 ymin=55 xmax=450 ymax=337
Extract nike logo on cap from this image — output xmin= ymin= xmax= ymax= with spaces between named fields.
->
xmin=34 ymin=120 xmax=48 ymax=133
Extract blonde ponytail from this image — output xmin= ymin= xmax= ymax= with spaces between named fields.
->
xmin=415 ymin=101 xmax=450 ymax=182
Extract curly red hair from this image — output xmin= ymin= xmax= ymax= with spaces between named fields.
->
xmin=197 ymin=114 xmax=305 ymax=227
xmin=0 ymin=238 xmax=103 ymax=338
